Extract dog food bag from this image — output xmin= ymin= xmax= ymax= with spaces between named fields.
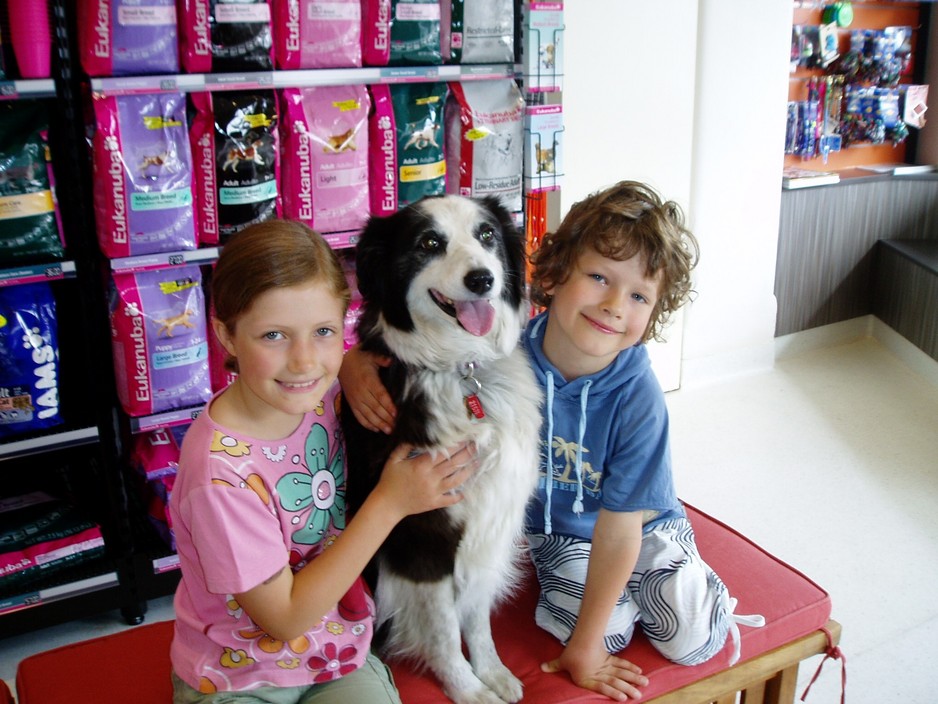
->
xmin=0 ymin=102 xmax=64 ymax=266
xmin=441 ymin=0 xmax=513 ymax=64
xmin=445 ymin=80 xmax=524 ymax=212
xmin=362 ymin=0 xmax=441 ymax=66
xmin=0 ymin=282 xmax=62 ymax=439
xmin=280 ymin=85 xmax=370 ymax=240
xmin=91 ymin=92 xmax=195 ymax=259
xmin=369 ymin=82 xmax=448 ymax=216
xmin=189 ymin=90 xmax=280 ymax=245
xmin=178 ymin=0 xmax=273 ymax=73
xmin=0 ymin=493 xmax=105 ymax=591
xmin=272 ymin=0 xmax=362 ymax=69
xmin=78 ymin=0 xmax=179 ymax=76
xmin=109 ymin=265 xmax=211 ymax=417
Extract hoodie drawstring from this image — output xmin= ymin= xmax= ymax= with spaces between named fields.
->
xmin=572 ymin=380 xmax=592 ymax=515
xmin=544 ymin=371 xmax=555 ymax=535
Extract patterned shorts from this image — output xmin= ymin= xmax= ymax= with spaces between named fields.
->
xmin=527 ymin=517 xmax=731 ymax=666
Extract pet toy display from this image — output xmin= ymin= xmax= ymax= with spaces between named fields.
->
xmin=786 ymin=23 xmax=924 ymax=160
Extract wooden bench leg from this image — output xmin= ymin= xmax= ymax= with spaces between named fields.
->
xmin=762 ymin=664 xmax=799 ymax=704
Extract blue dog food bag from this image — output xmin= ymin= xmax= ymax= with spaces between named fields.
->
xmin=0 ymin=282 xmax=63 ymax=438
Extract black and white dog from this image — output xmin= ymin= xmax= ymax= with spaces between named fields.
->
xmin=342 ymin=195 xmax=542 ymax=704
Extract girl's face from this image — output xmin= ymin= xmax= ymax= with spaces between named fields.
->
xmin=543 ymin=248 xmax=660 ymax=380
xmin=213 ymin=280 xmax=345 ymax=437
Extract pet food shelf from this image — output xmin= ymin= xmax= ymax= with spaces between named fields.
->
xmin=0 ymin=260 xmax=77 ymax=287
xmin=89 ymin=64 xmax=515 ymax=97
xmin=0 ymin=79 xmax=56 ymax=100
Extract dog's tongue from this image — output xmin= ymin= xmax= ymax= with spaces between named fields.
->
xmin=455 ymin=300 xmax=495 ymax=336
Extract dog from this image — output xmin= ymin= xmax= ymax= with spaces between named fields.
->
xmin=341 ymin=195 xmax=542 ymax=704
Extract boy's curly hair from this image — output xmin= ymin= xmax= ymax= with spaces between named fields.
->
xmin=529 ymin=181 xmax=699 ymax=343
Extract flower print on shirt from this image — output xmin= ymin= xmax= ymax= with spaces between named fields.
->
xmin=308 ymin=641 xmax=359 ymax=683
xmin=276 ymin=423 xmax=346 ymax=545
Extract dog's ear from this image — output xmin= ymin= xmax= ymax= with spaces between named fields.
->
xmin=354 ymin=214 xmax=390 ymax=303
xmin=482 ymin=196 xmax=526 ymax=309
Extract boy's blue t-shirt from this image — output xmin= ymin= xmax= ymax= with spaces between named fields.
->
xmin=523 ymin=312 xmax=684 ymax=539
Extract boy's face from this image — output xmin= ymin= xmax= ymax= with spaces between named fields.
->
xmin=542 ymin=248 xmax=660 ymax=379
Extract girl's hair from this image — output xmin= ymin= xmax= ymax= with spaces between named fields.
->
xmin=529 ymin=180 xmax=700 ymax=342
xmin=212 ymin=219 xmax=350 ymax=336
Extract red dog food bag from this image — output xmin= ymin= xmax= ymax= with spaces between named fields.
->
xmin=445 ymin=79 xmax=524 ymax=213
xmin=189 ymin=90 xmax=280 ymax=245
xmin=361 ymin=0 xmax=392 ymax=66
xmin=273 ymin=0 xmax=362 ymax=69
xmin=280 ymin=85 xmax=370 ymax=244
xmin=178 ymin=0 xmax=273 ymax=73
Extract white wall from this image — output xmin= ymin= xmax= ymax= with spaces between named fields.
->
xmin=562 ymin=1 xmax=794 ymax=387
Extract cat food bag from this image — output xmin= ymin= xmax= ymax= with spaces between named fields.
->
xmin=369 ymin=82 xmax=448 ymax=216
xmin=0 ymin=282 xmax=62 ymax=438
xmin=445 ymin=79 xmax=524 ymax=212
xmin=441 ymin=0 xmax=513 ymax=64
xmin=273 ymin=0 xmax=362 ymax=69
xmin=178 ymin=0 xmax=273 ymax=73
xmin=109 ymin=265 xmax=211 ymax=417
xmin=0 ymin=102 xmax=64 ymax=266
xmin=78 ymin=0 xmax=179 ymax=76
xmin=362 ymin=0 xmax=441 ymax=66
xmin=189 ymin=90 xmax=280 ymax=244
xmin=280 ymin=85 xmax=370 ymax=243
xmin=91 ymin=92 xmax=195 ymax=259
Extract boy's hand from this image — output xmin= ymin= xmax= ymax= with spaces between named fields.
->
xmin=339 ymin=345 xmax=397 ymax=434
xmin=541 ymin=644 xmax=647 ymax=701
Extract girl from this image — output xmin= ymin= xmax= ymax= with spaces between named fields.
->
xmin=169 ymin=220 xmax=476 ymax=703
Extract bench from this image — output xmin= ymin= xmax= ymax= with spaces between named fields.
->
xmin=12 ymin=503 xmax=842 ymax=703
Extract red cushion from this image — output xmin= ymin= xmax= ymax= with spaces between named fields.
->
xmin=0 ymin=679 xmax=14 ymax=704
xmin=391 ymin=502 xmax=832 ymax=702
xmin=14 ymin=503 xmax=830 ymax=704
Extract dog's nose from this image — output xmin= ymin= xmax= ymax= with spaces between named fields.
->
xmin=464 ymin=269 xmax=494 ymax=294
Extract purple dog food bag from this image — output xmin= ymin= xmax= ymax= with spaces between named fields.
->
xmin=445 ymin=79 xmax=524 ymax=212
xmin=78 ymin=0 xmax=179 ymax=77
xmin=179 ymin=0 xmax=273 ymax=73
xmin=0 ymin=282 xmax=62 ymax=439
xmin=368 ymin=82 xmax=448 ymax=216
xmin=109 ymin=265 xmax=211 ymax=417
xmin=273 ymin=0 xmax=362 ymax=69
xmin=189 ymin=90 xmax=280 ymax=245
xmin=280 ymin=85 xmax=370 ymax=243
xmin=91 ymin=92 xmax=195 ymax=259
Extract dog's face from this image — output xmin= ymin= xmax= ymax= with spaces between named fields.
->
xmin=355 ymin=195 xmax=527 ymax=367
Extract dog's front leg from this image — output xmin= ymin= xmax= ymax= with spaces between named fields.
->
xmin=461 ymin=595 xmax=523 ymax=703
xmin=390 ymin=578 xmax=506 ymax=704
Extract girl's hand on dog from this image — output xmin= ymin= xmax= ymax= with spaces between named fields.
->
xmin=375 ymin=443 xmax=477 ymax=519
xmin=339 ymin=345 xmax=398 ymax=434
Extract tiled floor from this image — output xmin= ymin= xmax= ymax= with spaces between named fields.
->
xmin=2 ymin=320 xmax=936 ymax=702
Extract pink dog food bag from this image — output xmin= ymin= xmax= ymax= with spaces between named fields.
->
xmin=280 ymin=85 xmax=370 ymax=242
xmin=273 ymin=0 xmax=362 ymax=69
xmin=109 ymin=265 xmax=211 ymax=417
xmin=91 ymin=92 xmax=196 ymax=258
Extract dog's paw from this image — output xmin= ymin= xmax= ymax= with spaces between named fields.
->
xmin=444 ymin=684 xmax=506 ymax=704
xmin=476 ymin=665 xmax=523 ymax=703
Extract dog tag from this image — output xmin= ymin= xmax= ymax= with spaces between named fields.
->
xmin=465 ymin=394 xmax=485 ymax=419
